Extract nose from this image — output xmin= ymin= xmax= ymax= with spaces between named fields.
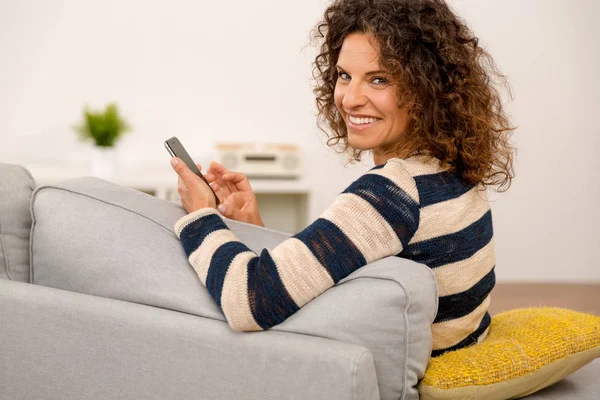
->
xmin=341 ymin=81 xmax=368 ymax=110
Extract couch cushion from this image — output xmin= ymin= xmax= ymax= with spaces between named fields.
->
xmin=31 ymin=177 xmax=438 ymax=400
xmin=0 ymin=163 xmax=35 ymax=282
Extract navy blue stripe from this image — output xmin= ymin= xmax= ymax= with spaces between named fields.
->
xmin=247 ymin=249 xmax=300 ymax=329
xmin=434 ymin=267 xmax=495 ymax=323
xmin=206 ymin=242 xmax=251 ymax=307
xmin=179 ymin=213 xmax=228 ymax=256
xmin=431 ymin=311 xmax=492 ymax=357
xmin=343 ymin=173 xmax=420 ymax=248
xmin=400 ymin=209 xmax=493 ymax=268
xmin=369 ymin=163 xmax=386 ymax=171
xmin=294 ymin=219 xmax=366 ymax=283
xmin=414 ymin=171 xmax=474 ymax=208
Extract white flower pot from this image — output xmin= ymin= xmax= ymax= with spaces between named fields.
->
xmin=90 ymin=147 xmax=117 ymax=178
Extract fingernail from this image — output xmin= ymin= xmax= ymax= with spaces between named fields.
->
xmin=170 ymin=158 xmax=178 ymax=167
xmin=217 ymin=204 xmax=226 ymax=214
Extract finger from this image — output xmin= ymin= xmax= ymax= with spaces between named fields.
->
xmin=207 ymin=161 xmax=240 ymax=194
xmin=217 ymin=202 xmax=229 ymax=217
xmin=207 ymin=161 xmax=230 ymax=181
xmin=206 ymin=164 xmax=233 ymax=196
xmin=210 ymin=181 xmax=226 ymax=194
xmin=209 ymin=182 xmax=226 ymax=203
xmin=171 ymin=158 xmax=200 ymax=187
xmin=217 ymin=196 xmax=238 ymax=217
xmin=207 ymin=161 xmax=230 ymax=175
xmin=209 ymin=175 xmax=231 ymax=198
xmin=222 ymin=172 xmax=252 ymax=192
xmin=204 ymin=173 xmax=215 ymax=183
xmin=205 ymin=172 xmax=225 ymax=190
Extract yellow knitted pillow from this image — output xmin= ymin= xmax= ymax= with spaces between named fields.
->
xmin=419 ymin=308 xmax=600 ymax=400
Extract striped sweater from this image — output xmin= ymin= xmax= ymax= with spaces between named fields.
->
xmin=174 ymin=155 xmax=494 ymax=356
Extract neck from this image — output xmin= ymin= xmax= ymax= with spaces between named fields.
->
xmin=373 ymin=147 xmax=417 ymax=166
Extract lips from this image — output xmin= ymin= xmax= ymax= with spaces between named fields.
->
xmin=348 ymin=115 xmax=379 ymax=125
xmin=346 ymin=114 xmax=381 ymax=131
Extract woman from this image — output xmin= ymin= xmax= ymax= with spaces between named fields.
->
xmin=170 ymin=0 xmax=514 ymax=357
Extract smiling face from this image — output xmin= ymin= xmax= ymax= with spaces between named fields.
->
xmin=334 ymin=33 xmax=410 ymax=165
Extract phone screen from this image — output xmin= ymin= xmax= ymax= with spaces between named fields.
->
xmin=165 ymin=136 xmax=220 ymax=206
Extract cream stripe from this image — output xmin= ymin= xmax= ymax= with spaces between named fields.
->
xmin=411 ymin=187 xmax=490 ymax=244
xmin=433 ymin=240 xmax=495 ymax=297
xmin=321 ymin=194 xmax=403 ymax=263
xmin=395 ymin=155 xmax=445 ymax=177
xmin=271 ymin=238 xmax=335 ymax=307
xmin=174 ymin=208 xmax=221 ymax=237
xmin=477 ymin=326 xmax=490 ymax=344
xmin=220 ymin=251 xmax=262 ymax=331
xmin=188 ymin=229 xmax=239 ymax=284
xmin=432 ymin=295 xmax=491 ymax=350
xmin=367 ymin=159 xmax=419 ymax=203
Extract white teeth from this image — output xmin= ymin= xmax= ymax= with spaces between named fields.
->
xmin=348 ymin=115 xmax=378 ymax=125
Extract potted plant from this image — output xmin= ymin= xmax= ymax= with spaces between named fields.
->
xmin=74 ymin=103 xmax=131 ymax=177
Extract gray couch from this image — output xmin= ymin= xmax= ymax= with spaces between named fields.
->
xmin=1 ymin=163 xmax=598 ymax=400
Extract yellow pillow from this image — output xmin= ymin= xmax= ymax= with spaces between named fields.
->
xmin=418 ymin=308 xmax=600 ymax=400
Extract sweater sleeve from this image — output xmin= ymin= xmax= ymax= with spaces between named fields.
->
xmin=174 ymin=159 xmax=420 ymax=331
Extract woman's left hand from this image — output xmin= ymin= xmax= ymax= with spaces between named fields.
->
xmin=170 ymin=157 xmax=217 ymax=213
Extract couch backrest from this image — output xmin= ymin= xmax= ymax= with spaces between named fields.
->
xmin=0 ymin=163 xmax=35 ymax=282
xmin=30 ymin=176 xmax=438 ymax=400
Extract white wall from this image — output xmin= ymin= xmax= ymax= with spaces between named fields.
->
xmin=451 ymin=0 xmax=600 ymax=282
xmin=1 ymin=0 xmax=598 ymax=282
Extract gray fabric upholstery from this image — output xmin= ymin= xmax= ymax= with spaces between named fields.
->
xmin=0 ymin=279 xmax=379 ymax=400
xmin=2 ymin=167 xmax=597 ymax=400
xmin=278 ymin=259 xmax=437 ymax=400
xmin=0 ymin=163 xmax=35 ymax=282
xmin=30 ymin=177 xmax=438 ymax=400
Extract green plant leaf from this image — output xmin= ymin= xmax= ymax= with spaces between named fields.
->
xmin=74 ymin=102 xmax=131 ymax=147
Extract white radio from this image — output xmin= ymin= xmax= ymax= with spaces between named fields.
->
xmin=215 ymin=142 xmax=303 ymax=179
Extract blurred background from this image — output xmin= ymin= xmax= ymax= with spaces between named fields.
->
xmin=1 ymin=0 xmax=598 ymax=311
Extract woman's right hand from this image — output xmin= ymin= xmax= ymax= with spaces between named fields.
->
xmin=204 ymin=161 xmax=265 ymax=227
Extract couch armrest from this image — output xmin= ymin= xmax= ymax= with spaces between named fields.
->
xmin=0 ymin=279 xmax=379 ymax=400
xmin=274 ymin=256 xmax=438 ymax=400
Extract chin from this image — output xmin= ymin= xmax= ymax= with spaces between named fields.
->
xmin=347 ymin=135 xmax=376 ymax=152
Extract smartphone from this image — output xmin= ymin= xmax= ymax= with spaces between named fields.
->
xmin=164 ymin=136 xmax=220 ymax=206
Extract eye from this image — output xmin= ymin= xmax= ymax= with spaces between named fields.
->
xmin=337 ymin=71 xmax=350 ymax=81
xmin=372 ymin=77 xmax=388 ymax=85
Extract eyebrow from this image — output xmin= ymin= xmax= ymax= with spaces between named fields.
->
xmin=336 ymin=65 xmax=389 ymax=75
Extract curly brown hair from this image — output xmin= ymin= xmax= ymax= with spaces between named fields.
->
xmin=312 ymin=0 xmax=515 ymax=191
